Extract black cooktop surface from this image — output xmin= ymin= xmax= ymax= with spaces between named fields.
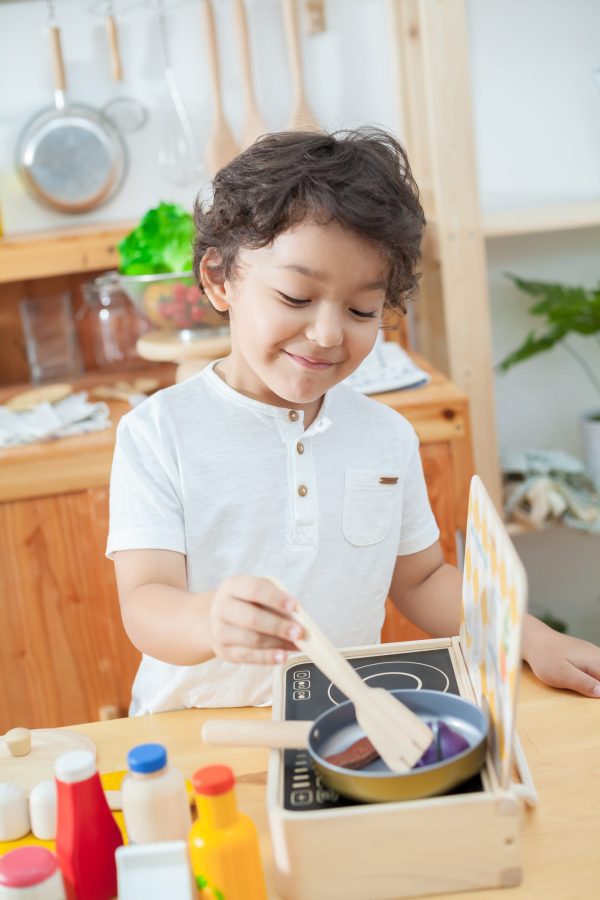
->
xmin=281 ymin=647 xmax=484 ymax=811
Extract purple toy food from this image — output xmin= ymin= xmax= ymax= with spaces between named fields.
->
xmin=324 ymin=720 xmax=469 ymax=771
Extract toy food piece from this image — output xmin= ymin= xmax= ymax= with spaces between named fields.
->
xmin=324 ymin=736 xmax=380 ymax=770
xmin=4 ymin=729 xmax=31 ymax=758
xmin=5 ymin=384 xmax=72 ymax=412
xmin=413 ymin=721 xmax=469 ymax=768
xmin=325 ymin=721 xmax=470 ymax=771
xmin=0 ymin=784 xmax=30 ymax=841
xmin=29 ymin=779 xmax=57 ymax=840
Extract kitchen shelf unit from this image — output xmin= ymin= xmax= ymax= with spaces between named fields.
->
xmin=390 ymin=1 xmax=600 ymax=510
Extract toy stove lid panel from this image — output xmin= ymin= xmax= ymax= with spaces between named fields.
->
xmin=460 ymin=475 xmax=528 ymax=790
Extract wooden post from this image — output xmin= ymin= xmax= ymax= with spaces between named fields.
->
xmin=390 ymin=0 xmax=502 ymax=509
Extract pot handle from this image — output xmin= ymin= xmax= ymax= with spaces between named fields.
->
xmin=202 ymin=719 xmax=311 ymax=749
xmin=106 ymin=14 xmax=123 ymax=82
xmin=48 ymin=25 xmax=66 ymax=108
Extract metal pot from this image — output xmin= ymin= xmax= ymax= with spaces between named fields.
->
xmin=16 ymin=22 xmax=127 ymax=213
xmin=203 ymin=689 xmax=488 ymax=803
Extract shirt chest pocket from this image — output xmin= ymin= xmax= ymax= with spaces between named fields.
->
xmin=342 ymin=469 xmax=402 ymax=546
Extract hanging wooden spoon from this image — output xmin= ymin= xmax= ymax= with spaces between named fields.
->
xmin=232 ymin=0 xmax=267 ymax=148
xmin=201 ymin=0 xmax=239 ymax=175
xmin=281 ymin=0 xmax=320 ymax=131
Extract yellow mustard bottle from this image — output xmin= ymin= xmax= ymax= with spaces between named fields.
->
xmin=189 ymin=764 xmax=267 ymax=900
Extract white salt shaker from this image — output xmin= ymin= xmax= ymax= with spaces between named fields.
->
xmin=29 ymin=781 xmax=57 ymax=841
xmin=0 ymin=846 xmax=64 ymax=899
xmin=0 ymin=784 xmax=30 ymax=841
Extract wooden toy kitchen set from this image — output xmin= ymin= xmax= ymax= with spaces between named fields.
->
xmin=267 ymin=476 xmax=538 ymax=900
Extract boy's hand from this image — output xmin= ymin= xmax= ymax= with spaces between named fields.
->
xmin=523 ymin=615 xmax=600 ymax=698
xmin=208 ymin=576 xmax=303 ymax=665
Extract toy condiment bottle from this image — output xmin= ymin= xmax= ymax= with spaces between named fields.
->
xmin=189 ymin=764 xmax=267 ymax=900
xmin=121 ymin=743 xmax=191 ymax=844
xmin=0 ymin=784 xmax=30 ymax=841
xmin=54 ymin=750 xmax=123 ymax=900
xmin=0 ymin=846 xmax=65 ymax=899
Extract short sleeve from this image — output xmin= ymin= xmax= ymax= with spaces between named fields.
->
xmin=397 ymin=430 xmax=440 ymax=556
xmin=106 ymin=414 xmax=186 ymax=559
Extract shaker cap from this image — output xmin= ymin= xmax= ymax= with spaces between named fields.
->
xmin=127 ymin=743 xmax=167 ymax=774
xmin=0 ymin=846 xmax=58 ymax=887
xmin=193 ymin=764 xmax=235 ymax=796
xmin=54 ymin=750 xmax=96 ymax=783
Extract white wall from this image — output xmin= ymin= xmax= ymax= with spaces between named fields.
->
xmin=0 ymin=0 xmax=398 ymax=232
xmin=467 ymin=0 xmax=600 ymax=457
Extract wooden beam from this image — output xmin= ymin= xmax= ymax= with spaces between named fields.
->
xmin=411 ymin=0 xmax=501 ymax=507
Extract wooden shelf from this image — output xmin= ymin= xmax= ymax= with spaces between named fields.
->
xmin=0 ymin=220 xmax=135 ymax=284
xmin=482 ymin=199 xmax=600 ymax=238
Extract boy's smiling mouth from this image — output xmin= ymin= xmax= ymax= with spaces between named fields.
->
xmin=283 ymin=350 xmax=338 ymax=370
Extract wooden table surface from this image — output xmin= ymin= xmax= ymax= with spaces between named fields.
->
xmin=69 ymin=669 xmax=600 ymax=899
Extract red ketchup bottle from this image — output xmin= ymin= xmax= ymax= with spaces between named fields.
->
xmin=54 ymin=749 xmax=123 ymax=900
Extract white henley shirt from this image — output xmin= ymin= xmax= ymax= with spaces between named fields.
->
xmin=107 ymin=362 xmax=439 ymax=714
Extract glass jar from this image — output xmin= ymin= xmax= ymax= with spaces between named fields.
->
xmin=80 ymin=272 xmax=148 ymax=370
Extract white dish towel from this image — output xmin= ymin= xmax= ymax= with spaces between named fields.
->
xmin=0 ymin=393 xmax=111 ymax=448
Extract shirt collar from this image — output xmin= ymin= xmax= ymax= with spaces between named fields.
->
xmin=202 ymin=359 xmax=334 ymax=433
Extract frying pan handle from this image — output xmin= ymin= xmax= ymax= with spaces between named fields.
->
xmin=106 ymin=14 xmax=123 ymax=82
xmin=48 ymin=25 xmax=66 ymax=106
xmin=202 ymin=719 xmax=311 ymax=749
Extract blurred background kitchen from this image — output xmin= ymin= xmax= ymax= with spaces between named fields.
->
xmin=0 ymin=0 xmax=599 ymax=729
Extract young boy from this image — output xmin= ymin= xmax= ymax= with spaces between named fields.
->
xmin=108 ymin=128 xmax=600 ymax=715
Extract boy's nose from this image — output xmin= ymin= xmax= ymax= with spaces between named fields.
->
xmin=304 ymin=305 xmax=344 ymax=347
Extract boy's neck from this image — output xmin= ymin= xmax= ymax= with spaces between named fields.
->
xmin=212 ymin=360 xmax=325 ymax=430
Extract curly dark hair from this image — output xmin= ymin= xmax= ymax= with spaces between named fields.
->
xmin=192 ymin=127 xmax=425 ymax=315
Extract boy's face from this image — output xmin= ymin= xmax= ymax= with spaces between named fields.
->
xmin=208 ymin=218 xmax=388 ymax=422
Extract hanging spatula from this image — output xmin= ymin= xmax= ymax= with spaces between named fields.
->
xmin=232 ymin=0 xmax=267 ymax=148
xmin=281 ymin=0 xmax=320 ymax=131
xmin=292 ymin=605 xmax=433 ymax=773
xmin=201 ymin=0 xmax=239 ymax=175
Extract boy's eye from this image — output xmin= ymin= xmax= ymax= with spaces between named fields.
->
xmin=278 ymin=292 xmax=310 ymax=305
xmin=350 ymin=308 xmax=379 ymax=319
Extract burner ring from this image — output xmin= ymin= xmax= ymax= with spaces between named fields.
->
xmin=327 ymin=660 xmax=450 ymax=706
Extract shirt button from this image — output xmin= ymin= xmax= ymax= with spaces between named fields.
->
xmin=296 ymin=442 xmax=304 ymax=455
xmin=298 ymin=485 xmax=308 ymax=497
xmin=288 ymin=410 xmax=299 ymax=422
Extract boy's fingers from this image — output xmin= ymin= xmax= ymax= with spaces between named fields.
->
xmin=228 ymin=575 xmax=298 ymax=616
xmin=224 ymin=596 xmax=303 ymax=643
xmin=220 ymin=625 xmax=297 ymax=653
xmin=561 ymin=662 xmax=600 ymax=698
xmin=226 ymin=644 xmax=292 ymax=666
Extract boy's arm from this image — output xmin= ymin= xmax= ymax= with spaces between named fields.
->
xmin=389 ymin=541 xmax=600 ymax=698
xmin=114 ymin=549 xmax=299 ymax=666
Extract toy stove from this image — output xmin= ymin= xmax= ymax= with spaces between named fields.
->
xmin=267 ymin=478 xmax=537 ymax=900
xmin=281 ymin=646 xmax=483 ymax=812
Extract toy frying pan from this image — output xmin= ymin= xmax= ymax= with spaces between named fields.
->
xmin=16 ymin=9 xmax=126 ymax=213
xmin=203 ymin=689 xmax=488 ymax=803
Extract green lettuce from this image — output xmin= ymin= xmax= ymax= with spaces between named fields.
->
xmin=118 ymin=202 xmax=195 ymax=275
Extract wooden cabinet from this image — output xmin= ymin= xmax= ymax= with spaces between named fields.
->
xmin=0 ymin=487 xmax=139 ymax=729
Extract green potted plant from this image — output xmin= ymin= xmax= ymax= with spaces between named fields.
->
xmin=499 ymin=274 xmax=600 ymax=488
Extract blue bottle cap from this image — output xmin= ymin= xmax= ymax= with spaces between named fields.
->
xmin=127 ymin=743 xmax=167 ymax=774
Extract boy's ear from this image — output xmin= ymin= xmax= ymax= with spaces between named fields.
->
xmin=200 ymin=249 xmax=229 ymax=312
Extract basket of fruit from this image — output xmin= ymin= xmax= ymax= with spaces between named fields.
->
xmin=117 ymin=203 xmax=229 ymax=338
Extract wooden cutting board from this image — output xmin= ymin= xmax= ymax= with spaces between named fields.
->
xmin=0 ymin=729 xmax=97 ymax=794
